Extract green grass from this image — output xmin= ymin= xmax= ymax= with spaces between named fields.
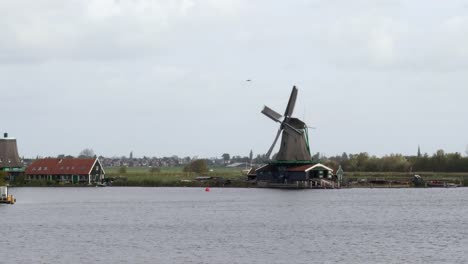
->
xmin=13 ymin=167 xmax=468 ymax=188
xmin=345 ymin=171 xmax=468 ymax=180
xmin=105 ymin=166 xmax=249 ymax=187
xmin=105 ymin=168 xmax=468 ymax=187
xmin=345 ymin=172 xmax=468 ymax=187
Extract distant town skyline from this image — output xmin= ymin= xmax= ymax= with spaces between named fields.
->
xmin=1 ymin=0 xmax=468 ymax=158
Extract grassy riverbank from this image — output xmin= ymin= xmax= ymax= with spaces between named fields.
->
xmin=345 ymin=172 xmax=468 ymax=187
xmin=105 ymin=166 xmax=251 ymax=187
xmin=10 ymin=167 xmax=468 ymax=187
xmin=106 ymin=168 xmax=468 ymax=187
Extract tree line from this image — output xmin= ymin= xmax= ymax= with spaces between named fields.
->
xmin=320 ymin=150 xmax=468 ymax=172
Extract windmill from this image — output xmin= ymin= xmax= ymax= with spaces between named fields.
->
xmin=255 ymin=86 xmax=335 ymax=188
xmin=0 ymin=132 xmax=22 ymax=181
xmin=261 ymin=86 xmax=312 ymax=162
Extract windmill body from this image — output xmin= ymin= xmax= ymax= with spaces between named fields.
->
xmin=255 ymin=86 xmax=335 ymax=188
xmin=0 ymin=133 xmax=22 ymax=168
xmin=260 ymin=86 xmax=312 ymax=162
xmin=275 ymin=117 xmax=312 ymax=161
xmin=0 ymin=133 xmax=24 ymax=180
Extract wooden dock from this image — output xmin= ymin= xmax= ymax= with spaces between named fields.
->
xmin=257 ymin=179 xmax=339 ymax=189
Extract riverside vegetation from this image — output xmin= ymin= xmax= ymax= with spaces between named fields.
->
xmin=7 ymin=149 xmax=468 ymax=187
xmin=11 ymin=168 xmax=467 ymax=187
xmin=108 ymin=168 xmax=468 ymax=187
xmin=106 ymin=165 xmax=251 ymax=187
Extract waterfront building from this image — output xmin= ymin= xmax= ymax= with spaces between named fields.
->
xmin=256 ymin=163 xmax=334 ymax=182
xmin=25 ymin=158 xmax=105 ymax=184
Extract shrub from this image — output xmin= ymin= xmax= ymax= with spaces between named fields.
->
xmin=183 ymin=160 xmax=208 ymax=174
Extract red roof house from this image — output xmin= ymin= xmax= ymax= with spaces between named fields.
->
xmin=26 ymin=158 xmax=105 ymax=184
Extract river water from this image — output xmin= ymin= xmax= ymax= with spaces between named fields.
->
xmin=1 ymin=187 xmax=467 ymax=264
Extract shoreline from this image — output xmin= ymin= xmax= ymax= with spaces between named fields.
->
xmin=8 ymin=183 xmax=466 ymax=189
xmin=8 ymin=168 xmax=468 ymax=188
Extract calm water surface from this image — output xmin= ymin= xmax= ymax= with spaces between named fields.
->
xmin=1 ymin=187 xmax=467 ymax=264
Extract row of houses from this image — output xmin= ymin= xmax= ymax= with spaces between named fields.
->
xmin=99 ymin=156 xmax=192 ymax=168
xmin=98 ymin=156 xmax=249 ymax=168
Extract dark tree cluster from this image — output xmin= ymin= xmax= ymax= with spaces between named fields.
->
xmin=409 ymin=150 xmax=468 ymax=172
xmin=322 ymin=150 xmax=468 ymax=172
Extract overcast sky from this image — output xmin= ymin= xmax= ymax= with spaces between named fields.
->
xmin=1 ymin=0 xmax=468 ymax=158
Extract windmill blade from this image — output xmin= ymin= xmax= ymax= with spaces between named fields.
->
xmin=261 ymin=105 xmax=283 ymax=123
xmin=283 ymin=122 xmax=302 ymax=135
xmin=284 ymin=86 xmax=298 ymax=117
xmin=266 ymin=127 xmax=282 ymax=159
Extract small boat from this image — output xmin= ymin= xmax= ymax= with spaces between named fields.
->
xmin=0 ymin=186 xmax=15 ymax=204
xmin=96 ymin=183 xmax=107 ymax=187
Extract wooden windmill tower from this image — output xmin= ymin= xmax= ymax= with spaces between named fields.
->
xmin=0 ymin=132 xmax=23 ymax=179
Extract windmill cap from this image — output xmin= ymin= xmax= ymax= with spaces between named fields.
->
xmin=1 ymin=133 xmax=15 ymax=140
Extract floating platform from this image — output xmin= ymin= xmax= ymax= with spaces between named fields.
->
xmin=0 ymin=186 xmax=16 ymax=204
xmin=257 ymin=179 xmax=339 ymax=189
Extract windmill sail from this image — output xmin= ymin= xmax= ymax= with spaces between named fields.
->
xmin=284 ymin=86 xmax=298 ymax=117
xmin=261 ymin=106 xmax=282 ymax=123
xmin=266 ymin=127 xmax=283 ymax=159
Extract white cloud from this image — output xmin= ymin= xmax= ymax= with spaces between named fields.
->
xmin=180 ymin=0 xmax=196 ymax=16
xmin=368 ymin=24 xmax=397 ymax=65
xmin=0 ymin=0 xmax=242 ymax=63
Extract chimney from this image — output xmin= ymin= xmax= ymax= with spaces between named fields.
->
xmin=3 ymin=132 xmax=7 ymax=138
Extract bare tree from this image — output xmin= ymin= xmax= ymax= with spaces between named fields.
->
xmin=79 ymin=148 xmax=95 ymax=158
xmin=465 ymin=145 xmax=468 ymax=156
